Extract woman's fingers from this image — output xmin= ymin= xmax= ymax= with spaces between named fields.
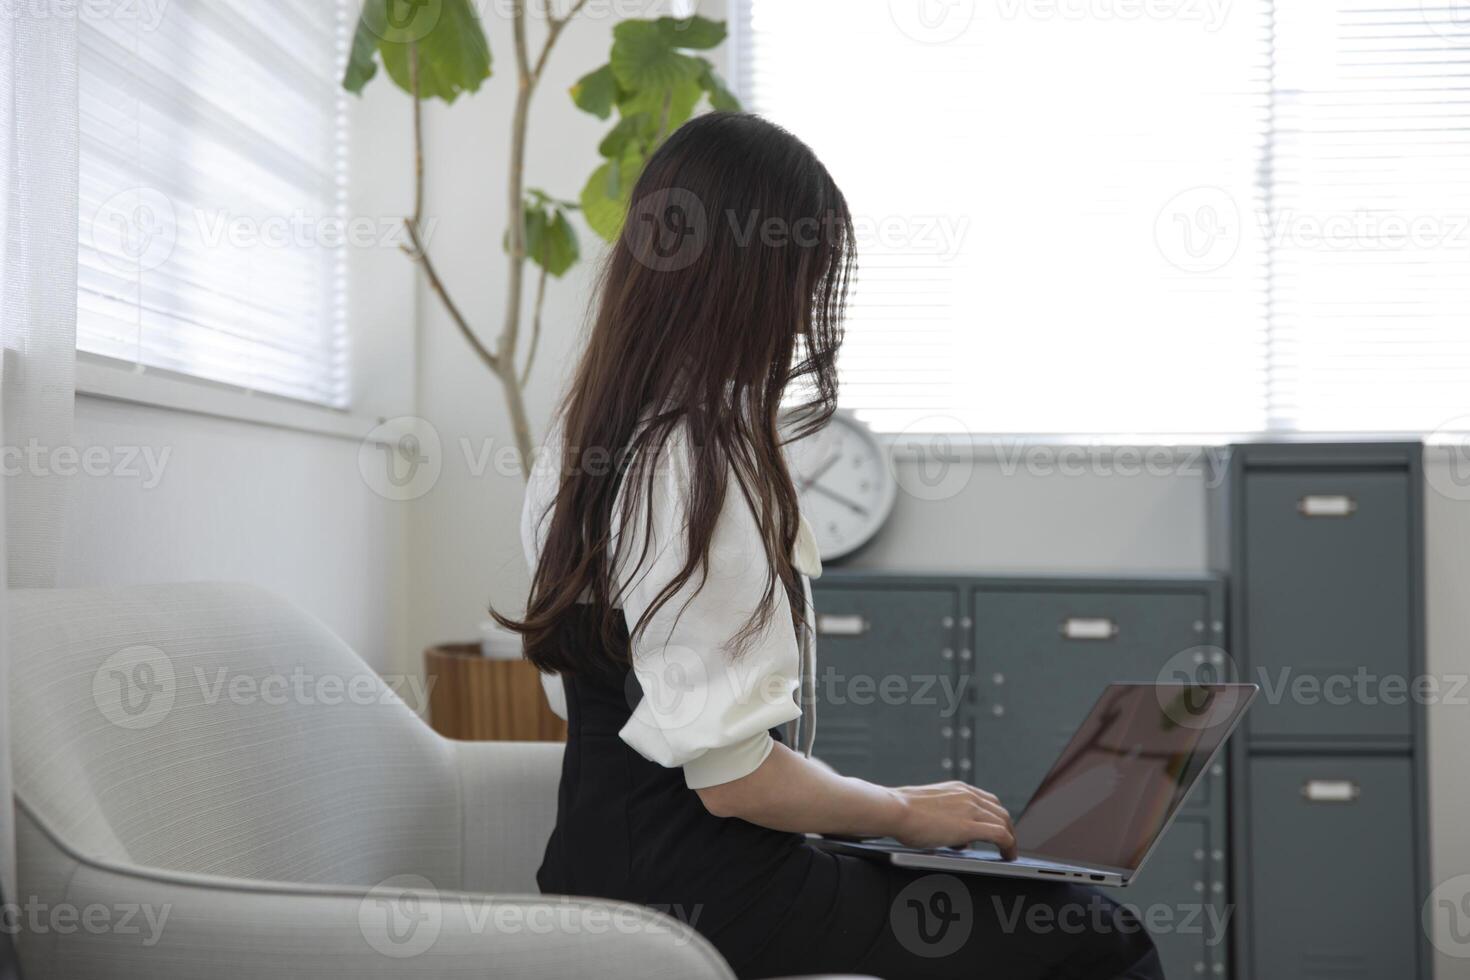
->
xmin=965 ymin=783 xmax=1002 ymax=805
xmin=970 ymin=819 xmax=1019 ymax=861
xmin=958 ymin=788 xmax=1012 ymax=828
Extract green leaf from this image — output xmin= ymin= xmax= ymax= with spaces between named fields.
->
xmin=656 ymin=15 xmax=727 ymax=50
xmin=527 ymin=187 xmax=578 ymax=210
xmin=347 ymin=0 xmax=491 ymax=103
xmin=509 ymin=197 xmax=580 ymax=277
xmin=696 ymin=59 xmax=741 ymax=112
xmin=582 ymin=163 xmax=623 ymax=242
xmin=342 ymin=13 xmax=381 ymax=94
xmin=581 ymin=147 xmax=646 ymax=242
xmin=610 ymin=20 xmax=704 ymax=91
xmin=604 ymin=156 xmax=622 ymax=198
xmin=597 ymin=112 xmax=656 ymax=159
xmin=529 ymin=208 xmax=580 ymax=278
xmin=570 ymin=64 xmax=620 ymax=120
xmin=617 ymin=77 xmax=703 ymax=134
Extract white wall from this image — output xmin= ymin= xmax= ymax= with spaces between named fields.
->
xmin=1423 ymin=447 xmax=1470 ymax=978
xmin=58 ymin=67 xmax=418 ymax=673
xmin=849 ymin=456 xmax=1208 ymax=573
xmin=60 ymin=397 xmax=410 ymax=672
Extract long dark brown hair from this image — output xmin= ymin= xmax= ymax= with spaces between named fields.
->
xmin=496 ymin=113 xmax=855 ymax=677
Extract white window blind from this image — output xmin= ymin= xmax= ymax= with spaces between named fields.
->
xmin=1266 ymin=0 xmax=1470 ymax=433
xmin=734 ymin=0 xmax=1470 ymax=437
xmin=78 ymin=0 xmax=350 ymax=408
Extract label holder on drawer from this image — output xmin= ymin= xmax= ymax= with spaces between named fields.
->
xmin=1297 ymin=494 xmax=1357 ymax=518
xmin=1301 ymin=779 xmax=1361 ymax=803
xmin=1059 ymin=616 xmax=1120 ymax=641
xmin=816 ymin=613 xmax=869 ymax=637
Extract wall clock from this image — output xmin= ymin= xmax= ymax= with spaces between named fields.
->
xmin=782 ymin=410 xmax=898 ymax=561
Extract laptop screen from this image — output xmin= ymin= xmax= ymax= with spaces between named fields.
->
xmin=1014 ymin=683 xmax=1256 ymax=872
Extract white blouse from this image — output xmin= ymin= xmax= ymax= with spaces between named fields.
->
xmin=522 ymin=424 xmax=822 ymax=789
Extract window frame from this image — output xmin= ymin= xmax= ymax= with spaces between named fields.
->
xmin=74 ymin=350 xmax=384 ymax=441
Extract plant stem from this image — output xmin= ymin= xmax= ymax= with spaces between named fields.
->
xmin=410 ymin=43 xmax=424 ymax=221
xmin=494 ymin=0 xmax=589 ymax=476
xmin=521 ymin=258 xmax=549 ymax=387
xmin=403 ymin=2 xmax=591 ymax=480
xmin=497 ymin=2 xmax=535 ymax=474
xmin=403 ymin=40 xmax=500 ymax=373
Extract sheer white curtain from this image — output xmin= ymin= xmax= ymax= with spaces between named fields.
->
xmin=0 ymin=6 xmax=81 ymax=905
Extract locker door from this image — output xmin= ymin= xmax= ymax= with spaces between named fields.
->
xmin=809 ymin=585 xmax=960 ymax=786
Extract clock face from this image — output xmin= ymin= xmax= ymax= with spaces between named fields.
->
xmin=783 ymin=412 xmax=897 ymax=561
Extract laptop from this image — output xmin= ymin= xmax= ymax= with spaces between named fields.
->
xmin=813 ymin=682 xmax=1258 ymax=887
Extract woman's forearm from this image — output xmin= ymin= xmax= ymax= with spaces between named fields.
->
xmin=695 ymin=740 xmax=907 ymax=838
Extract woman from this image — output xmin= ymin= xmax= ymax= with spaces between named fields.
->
xmin=499 ymin=113 xmax=1164 ymax=980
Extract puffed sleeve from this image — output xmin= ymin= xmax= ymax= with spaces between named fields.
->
xmin=613 ymin=434 xmax=802 ymax=789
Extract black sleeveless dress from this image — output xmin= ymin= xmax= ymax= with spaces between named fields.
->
xmin=536 ymin=619 xmax=1167 ymax=980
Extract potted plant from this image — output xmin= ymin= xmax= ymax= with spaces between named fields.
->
xmin=343 ymin=0 xmax=740 ymax=738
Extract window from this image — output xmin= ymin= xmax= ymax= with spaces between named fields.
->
xmin=78 ymin=0 xmax=350 ymax=409
xmin=733 ymin=0 xmax=1470 ymax=437
xmin=1265 ymin=1 xmax=1470 ymax=433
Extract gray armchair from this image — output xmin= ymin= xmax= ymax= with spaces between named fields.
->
xmin=8 ymin=583 xmax=867 ymax=979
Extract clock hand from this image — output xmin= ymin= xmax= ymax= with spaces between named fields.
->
xmin=809 ymin=482 xmax=870 ymax=517
xmin=797 ymin=453 xmax=842 ymax=491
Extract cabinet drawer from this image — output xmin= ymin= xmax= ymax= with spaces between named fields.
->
xmin=810 ymin=586 xmax=959 ymax=786
xmin=1248 ymin=756 xmax=1419 ymax=980
xmin=970 ymin=589 xmax=1210 ymax=812
xmin=1125 ymin=816 xmax=1229 ymax=980
xmin=1243 ymin=470 xmax=1413 ymax=740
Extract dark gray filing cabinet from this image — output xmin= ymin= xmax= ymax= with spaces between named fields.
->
xmin=810 ymin=572 xmax=1232 ymax=980
xmin=1211 ymin=442 xmax=1431 ymax=980
xmin=802 ymin=584 xmax=960 ymax=786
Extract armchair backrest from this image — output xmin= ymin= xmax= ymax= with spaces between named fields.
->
xmin=9 ymin=582 xmax=463 ymax=889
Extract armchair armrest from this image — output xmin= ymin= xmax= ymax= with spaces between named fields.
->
xmin=24 ymin=839 xmax=731 ymax=980
xmin=453 ymin=740 xmax=564 ymax=894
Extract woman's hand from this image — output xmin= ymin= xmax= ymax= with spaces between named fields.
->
xmin=693 ymin=744 xmax=1016 ymax=860
xmin=889 ymin=781 xmax=1018 ymax=859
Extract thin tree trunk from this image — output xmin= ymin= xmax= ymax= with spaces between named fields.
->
xmin=499 ymin=81 xmax=535 ymax=473
xmin=406 ymin=1 xmax=590 ymax=479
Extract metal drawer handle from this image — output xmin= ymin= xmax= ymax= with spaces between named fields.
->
xmin=1059 ymin=617 xmax=1119 ymax=641
xmin=1302 ymin=779 xmax=1360 ymax=803
xmin=1297 ymin=494 xmax=1357 ymax=518
xmin=816 ymin=613 xmax=869 ymax=637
